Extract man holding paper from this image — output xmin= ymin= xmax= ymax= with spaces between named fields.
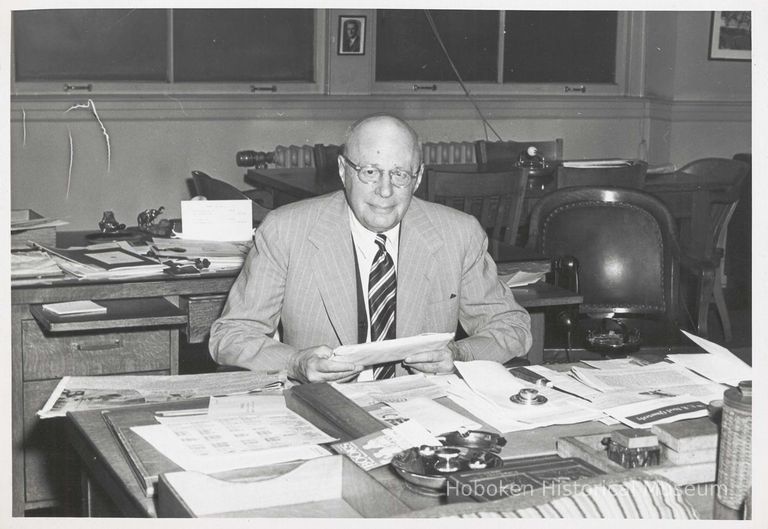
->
xmin=209 ymin=114 xmax=531 ymax=382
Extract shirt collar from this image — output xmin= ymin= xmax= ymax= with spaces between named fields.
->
xmin=347 ymin=206 xmax=400 ymax=260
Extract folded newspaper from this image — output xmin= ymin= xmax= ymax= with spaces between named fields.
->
xmin=38 ymin=371 xmax=288 ymax=418
xmin=332 ymin=332 xmax=454 ymax=367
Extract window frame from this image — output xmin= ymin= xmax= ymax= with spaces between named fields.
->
xmin=11 ymin=9 xmax=327 ymax=96
xmin=370 ymin=10 xmax=631 ymax=96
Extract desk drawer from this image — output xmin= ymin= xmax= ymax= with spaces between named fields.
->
xmin=180 ymin=294 xmax=228 ymax=343
xmin=22 ymin=321 xmax=171 ymax=380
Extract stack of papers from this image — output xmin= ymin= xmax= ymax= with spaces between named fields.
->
xmin=148 ymin=238 xmax=250 ymax=272
xmin=36 ymin=242 xmax=166 ymax=280
xmin=132 ymin=395 xmax=333 ymax=474
xmin=11 ymin=250 xmax=63 ymax=279
xmin=561 ymin=159 xmax=635 ymax=168
xmin=42 ymin=300 xmax=106 ymax=316
xmin=667 ymin=331 xmax=752 ymax=386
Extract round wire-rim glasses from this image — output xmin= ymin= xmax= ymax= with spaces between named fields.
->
xmin=339 ymin=153 xmax=420 ymax=188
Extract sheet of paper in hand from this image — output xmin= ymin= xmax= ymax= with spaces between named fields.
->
xmin=332 ymin=332 xmax=454 ymax=367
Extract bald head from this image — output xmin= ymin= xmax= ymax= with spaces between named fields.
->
xmin=345 ymin=114 xmax=422 ymax=172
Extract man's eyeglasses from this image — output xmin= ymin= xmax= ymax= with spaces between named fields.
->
xmin=339 ymin=153 xmax=419 ymax=188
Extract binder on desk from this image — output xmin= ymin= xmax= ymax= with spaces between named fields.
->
xmin=100 ymin=399 xmax=209 ymax=497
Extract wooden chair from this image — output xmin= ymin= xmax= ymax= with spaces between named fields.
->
xmin=527 ymin=186 xmax=687 ymax=356
xmin=312 ymin=143 xmax=342 ymax=178
xmin=555 ymin=160 xmax=648 ymax=189
xmin=475 ymin=139 xmax=564 ymax=167
xmin=665 ymin=158 xmax=748 ymax=342
xmin=426 ymin=168 xmax=528 ymax=245
xmin=191 ymin=170 xmax=272 ymax=225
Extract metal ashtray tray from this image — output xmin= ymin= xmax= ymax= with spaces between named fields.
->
xmin=390 ymin=445 xmax=503 ymax=495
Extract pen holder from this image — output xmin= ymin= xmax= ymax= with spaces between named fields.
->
xmin=715 ymin=381 xmax=751 ymax=513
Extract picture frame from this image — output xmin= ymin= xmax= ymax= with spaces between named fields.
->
xmin=338 ymin=15 xmax=366 ymax=55
xmin=708 ymin=11 xmax=751 ymax=61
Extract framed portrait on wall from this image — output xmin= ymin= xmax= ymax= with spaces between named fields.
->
xmin=338 ymin=15 xmax=366 ymax=55
xmin=709 ymin=11 xmax=751 ymax=61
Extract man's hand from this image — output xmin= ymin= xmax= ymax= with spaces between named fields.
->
xmin=289 ymin=345 xmax=363 ymax=383
xmin=403 ymin=341 xmax=462 ymax=375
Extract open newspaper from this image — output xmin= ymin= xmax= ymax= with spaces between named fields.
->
xmin=38 ymin=371 xmax=288 ymax=418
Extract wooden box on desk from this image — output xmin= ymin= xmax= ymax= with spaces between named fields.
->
xmin=11 ymin=209 xmax=57 ymax=249
xmin=156 ymin=455 xmax=410 ymax=517
xmin=557 ymin=431 xmax=716 ymax=486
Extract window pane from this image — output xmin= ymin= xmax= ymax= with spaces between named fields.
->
xmin=173 ymin=9 xmax=314 ymax=82
xmin=376 ymin=10 xmax=498 ymax=82
xmin=14 ymin=9 xmax=167 ymax=81
xmin=504 ymin=11 xmax=617 ymax=83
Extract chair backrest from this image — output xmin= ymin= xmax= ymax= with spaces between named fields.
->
xmin=191 ymin=170 xmax=270 ymax=225
xmin=527 ymin=186 xmax=682 ymax=318
xmin=665 ymin=158 xmax=747 ymax=260
xmin=426 ymin=169 xmax=528 ymax=245
xmin=555 ymin=160 xmax=648 ymax=189
xmin=475 ymin=139 xmax=564 ymax=166
xmin=313 ymin=144 xmax=342 ymax=178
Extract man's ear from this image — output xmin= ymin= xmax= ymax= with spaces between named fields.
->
xmin=337 ymin=154 xmax=347 ymax=184
xmin=412 ymin=164 xmax=425 ymax=194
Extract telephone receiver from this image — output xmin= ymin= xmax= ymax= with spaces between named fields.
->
xmin=585 ymin=318 xmax=641 ymax=354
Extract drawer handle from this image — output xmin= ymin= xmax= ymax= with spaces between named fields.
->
xmin=71 ymin=339 xmax=123 ymax=352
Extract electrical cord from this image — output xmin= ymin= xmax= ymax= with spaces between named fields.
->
xmin=423 ymin=10 xmax=503 ymax=142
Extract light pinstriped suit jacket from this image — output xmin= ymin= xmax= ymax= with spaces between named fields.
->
xmin=209 ymin=191 xmax=532 ymax=374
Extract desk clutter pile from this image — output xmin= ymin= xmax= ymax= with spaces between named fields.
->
xmin=12 ymin=238 xmax=249 ymax=284
xmin=43 ymin=337 xmax=752 ymax=519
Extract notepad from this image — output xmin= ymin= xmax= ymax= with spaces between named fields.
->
xmin=42 ymin=300 xmax=107 ymax=316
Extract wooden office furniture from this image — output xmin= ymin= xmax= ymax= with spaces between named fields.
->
xmin=555 ymin=160 xmax=648 ymax=189
xmin=11 ymin=270 xmax=238 ymax=516
xmin=11 ymin=235 xmax=578 ymax=515
xmin=425 ymin=168 xmax=528 ymax=245
xmin=474 ymin=138 xmax=564 ymax=166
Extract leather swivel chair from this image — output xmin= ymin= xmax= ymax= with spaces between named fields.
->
xmin=527 ymin=187 xmax=689 ymax=358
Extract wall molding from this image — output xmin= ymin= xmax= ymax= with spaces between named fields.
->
xmin=10 ymin=94 xmax=751 ymax=124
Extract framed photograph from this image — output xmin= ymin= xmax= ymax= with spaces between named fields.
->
xmin=338 ymin=16 xmax=366 ymax=55
xmin=709 ymin=11 xmax=751 ymax=61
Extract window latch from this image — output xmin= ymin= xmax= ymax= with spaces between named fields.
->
xmin=64 ymin=83 xmax=93 ymax=92
xmin=251 ymin=85 xmax=277 ymax=93
xmin=564 ymin=85 xmax=586 ymax=93
xmin=412 ymin=84 xmax=437 ymax=92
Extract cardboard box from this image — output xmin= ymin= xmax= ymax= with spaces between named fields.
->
xmin=11 ymin=209 xmax=58 ymax=249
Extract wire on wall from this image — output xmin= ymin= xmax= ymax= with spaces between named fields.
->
xmin=423 ymin=10 xmax=504 ymax=142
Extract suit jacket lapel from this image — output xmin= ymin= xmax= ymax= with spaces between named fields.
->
xmin=397 ymin=198 xmax=443 ymax=338
xmin=308 ymin=192 xmax=358 ymax=345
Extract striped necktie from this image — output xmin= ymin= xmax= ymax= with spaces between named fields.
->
xmin=369 ymin=233 xmax=397 ymax=379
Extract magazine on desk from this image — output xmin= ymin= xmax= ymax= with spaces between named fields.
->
xmin=38 ymin=371 xmax=288 ymax=418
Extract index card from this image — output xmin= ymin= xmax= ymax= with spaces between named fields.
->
xmin=180 ymin=200 xmax=253 ymax=241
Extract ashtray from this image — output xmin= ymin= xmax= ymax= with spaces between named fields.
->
xmin=438 ymin=430 xmax=507 ymax=453
xmin=390 ymin=445 xmax=503 ymax=495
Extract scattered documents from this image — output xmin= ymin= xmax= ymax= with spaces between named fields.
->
xmin=602 ymin=396 xmax=708 ymax=429
xmin=667 ymin=331 xmax=752 ymax=386
xmin=11 ymin=250 xmax=63 ymax=279
xmin=454 ymin=361 xmax=604 ymax=432
xmin=331 ymin=373 xmax=446 ymax=407
xmin=180 ymin=199 xmax=253 ymax=242
xmin=42 ymin=300 xmax=106 ymax=316
xmin=332 ymin=332 xmax=453 ymax=367
xmin=35 ymin=242 xmax=166 ymax=280
xmin=570 ymin=362 xmax=712 ymax=393
xmin=385 ymin=397 xmax=481 ymax=435
xmin=148 ymin=238 xmax=250 ymax=271
xmin=133 ymin=419 xmax=330 ymax=474
xmin=561 ymin=159 xmax=634 ymax=168
xmin=38 ymin=371 xmax=288 ymax=418
xmin=332 ymin=421 xmax=441 ymax=471
xmin=503 ymin=270 xmax=547 ymax=288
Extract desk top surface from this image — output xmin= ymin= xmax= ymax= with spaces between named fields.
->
xmin=65 ymin=384 xmax=617 ymax=518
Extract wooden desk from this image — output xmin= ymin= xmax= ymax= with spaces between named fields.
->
xmin=64 ymin=386 xmax=716 ymax=518
xmin=11 ymin=237 xmax=577 ymax=515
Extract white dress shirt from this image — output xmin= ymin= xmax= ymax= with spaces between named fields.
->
xmin=348 ymin=206 xmax=400 ymax=381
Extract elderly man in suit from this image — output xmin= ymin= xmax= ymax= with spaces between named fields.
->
xmin=209 ymin=114 xmax=531 ymax=383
